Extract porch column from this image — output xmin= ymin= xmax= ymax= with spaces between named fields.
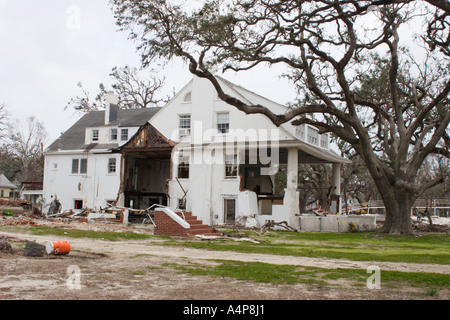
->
xmin=285 ymin=147 xmax=300 ymax=229
xmin=331 ymin=163 xmax=342 ymax=214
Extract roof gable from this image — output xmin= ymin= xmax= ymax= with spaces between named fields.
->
xmin=0 ymin=174 xmax=16 ymax=189
xmin=46 ymin=108 xmax=161 ymax=152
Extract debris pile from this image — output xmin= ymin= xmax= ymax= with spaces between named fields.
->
xmin=0 ymin=199 xmax=42 ymax=215
xmin=24 ymin=242 xmax=46 ymax=257
xmin=0 ymin=236 xmax=15 ymax=255
xmin=1 ymin=217 xmax=38 ymax=227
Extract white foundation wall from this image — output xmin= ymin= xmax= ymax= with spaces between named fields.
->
xmin=43 ymin=152 xmax=122 ymax=212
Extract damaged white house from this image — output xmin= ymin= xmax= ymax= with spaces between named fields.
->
xmin=43 ymin=76 xmax=349 ymax=230
xmin=43 ymin=95 xmax=161 ymax=211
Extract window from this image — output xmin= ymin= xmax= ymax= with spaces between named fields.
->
xmin=72 ymin=159 xmax=87 ymax=174
xmin=320 ymin=134 xmax=329 ymax=149
xmin=295 ymin=125 xmax=305 ymax=140
xmin=183 ymin=92 xmax=192 ymax=102
xmin=177 ymin=152 xmax=190 ymax=179
xmin=108 ymin=158 xmax=116 ymax=173
xmin=92 ymin=130 xmax=99 ymax=142
xmin=110 ymin=128 xmax=118 ymax=141
xmin=121 ymin=129 xmax=129 ymax=141
xmin=217 ymin=112 xmax=229 ymax=134
xmin=72 ymin=159 xmax=79 ymax=174
xmin=307 ymin=127 xmax=319 ymax=146
xmin=179 ymin=115 xmax=191 ymax=137
xmin=0 ymin=190 xmax=4 ymax=197
xmin=80 ymin=159 xmax=87 ymax=174
xmin=74 ymin=200 xmax=83 ymax=210
xmin=179 ymin=115 xmax=191 ymax=129
xmin=178 ymin=198 xmax=187 ymax=211
xmin=225 ymin=153 xmax=238 ymax=178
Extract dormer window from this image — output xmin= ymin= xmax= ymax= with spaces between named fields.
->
xmin=110 ymin=128 xmax=118 ymax=141
xmin=295 ymin=125 xmax=305 ymax=140
xmin=92 ymin=130 xmax=99 ymax=142
xmin=307 ymin=127 xmax=319 ymax=146
xmin=320 ymin=133 xmax=329 ymax=149
xmin=121 ymin=129 xmax=129 ymax=141
xmin=183 ymin=92 xmax=192 ymax=102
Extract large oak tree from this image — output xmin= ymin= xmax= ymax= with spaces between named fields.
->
xmin=111 ymin=0 xmax=450 ymax=234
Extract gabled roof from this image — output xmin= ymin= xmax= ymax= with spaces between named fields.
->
xmin=0 ymin=174 xmax=16 ymax=189
xmin=216 ymin=75 xmax=288 ymax=114
xmin=118 ymin=123 xmax=176 ymax=152
xmin=46 ymin=108 xmax=161 ymax=152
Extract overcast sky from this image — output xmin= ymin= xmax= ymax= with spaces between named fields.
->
xmin=0 ymin=0 xmax=297 ymax=148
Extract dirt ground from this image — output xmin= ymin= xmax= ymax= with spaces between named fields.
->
xmin=0 ymin=216 xmax=449 ymax=300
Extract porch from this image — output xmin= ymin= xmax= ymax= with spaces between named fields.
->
xmin=234 ymin=142 xmax=348 ymax=229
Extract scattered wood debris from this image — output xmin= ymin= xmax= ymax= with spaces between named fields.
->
xmin=194 ymin=234 xmax=261 ymax=244
xmin=258 ymin=220 xmax=297 ymax=234
xmin=0 ymin=199 xmax=42 ymax=215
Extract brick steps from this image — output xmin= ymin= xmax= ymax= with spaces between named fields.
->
xmin=176 ymin=212 xmax=222 ymax=237
xmin=154 ymin=210 xmax=222 ymax=237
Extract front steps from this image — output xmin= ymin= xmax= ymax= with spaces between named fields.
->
xmin=153 ymin=210 xmax=222 ymax=237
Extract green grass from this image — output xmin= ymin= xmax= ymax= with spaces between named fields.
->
xmin=2 ymin=224 xmax=449 ymax=265
xmin=163 ymin=230 xmax=450 ymax=265
xmin=162 ymin=261 xmax=325 ymax=285
xmin=27 ymin=225 xmax=152 ymax=241
xmin=162 ymin=260 xmax=450 ymax=290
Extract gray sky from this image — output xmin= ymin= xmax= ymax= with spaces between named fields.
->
xmin=0 ymin=0 xmax=296 ymax=147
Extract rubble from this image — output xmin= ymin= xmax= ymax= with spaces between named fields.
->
xmin=23 ymin=242 xmax=46 ymax=257
xmin=0 ymin=236 xmax=15 ymax=254
xmin=0 ymin=199 xmax=42 ymax=215
xmin=195 ymin=234 xmax=261 ymax=243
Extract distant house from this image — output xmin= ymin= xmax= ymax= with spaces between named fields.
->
xmin=20 ymin=181 xmax=44 ymax=206
xmin=43 ymin=94 xmax=161 ymax=211
xmin=0 ymin=174 xmax=17 ymax=200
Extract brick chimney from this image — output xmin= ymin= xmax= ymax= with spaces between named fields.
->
xmin=105 ymin=92 xmax=119 ymax=125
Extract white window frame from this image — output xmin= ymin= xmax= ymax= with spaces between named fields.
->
xmin=179 ymin=114 xmax=191 ymax=129
xmin=307 ymin=126 xmax=319 ymax=146
xmin=72 ymin=159 xmax=87 ymax=175
xmin=177 ymin=152 xmax=190 ymax=179
xmin=92 ymin=129 xmax=99 ymax=142
xmin=110 ymin=128 xmax=118 ymax=141
xmin=121 ymin=129 xmax=129 ymax=141
xmin=183 ymin=92 xmax=192 ymax=103
xmin=295 ymin=125 xmax=305 ymax=140
xmin=217 ymin=112 xmax=230 ymax=134
xmin=224 ymin=153 xmax=238 ymax=178
xmin=108 ymin=158 xmax=117 ymax=174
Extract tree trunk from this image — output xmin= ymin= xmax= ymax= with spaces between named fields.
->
xmin=380 ymin=188 xmax=413 ymax=234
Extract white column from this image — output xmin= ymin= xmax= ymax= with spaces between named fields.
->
xmin=285 ymin=147 xmax=300 ymax=229
xmin=331 ymin=163 xmax=342 ymax=214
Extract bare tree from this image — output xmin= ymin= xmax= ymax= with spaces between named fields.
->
xmin=0 ymin=103 xmax=8 ymax=141
xmin=66 ymin=65 xmax=171 ymax=112
xmin=6 ymin=116 xmax=47 ymax=183
xmin=112 ymin=0 xmax=450 ymax=233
